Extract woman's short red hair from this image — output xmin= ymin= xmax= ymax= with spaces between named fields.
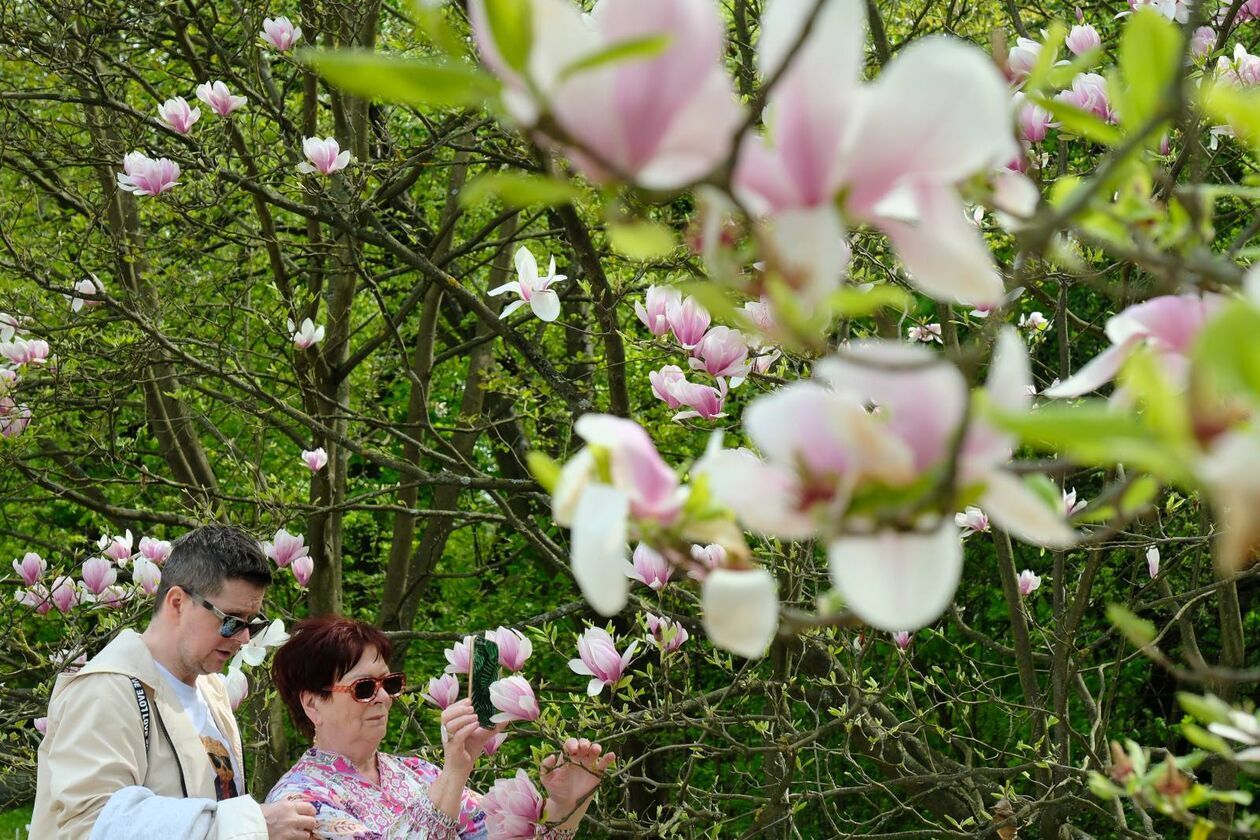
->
xmin=271 ymin=615 xmax=393 ymax=739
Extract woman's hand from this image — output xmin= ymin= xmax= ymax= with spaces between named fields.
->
xmin=440 ymin=698 xmax=503 ymax=778
xmin=540 ymin=737 xmax=615 ymax=826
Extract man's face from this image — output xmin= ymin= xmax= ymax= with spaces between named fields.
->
xmin=172 ymin=578 xmax=267 ymax=677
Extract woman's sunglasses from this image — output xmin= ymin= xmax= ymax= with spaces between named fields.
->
xmin=326 ymin=672 xmax=406 ymax=702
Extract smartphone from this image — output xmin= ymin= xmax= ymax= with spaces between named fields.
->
xmin=467 ymin=634 xmax=500 ymax=728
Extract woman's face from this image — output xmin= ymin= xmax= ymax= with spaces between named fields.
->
xmin=303 ymin=646 xmax=393 ymax=756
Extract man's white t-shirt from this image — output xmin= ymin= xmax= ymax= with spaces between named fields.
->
xmin=153 ymin=662 xmax=243 ymax=800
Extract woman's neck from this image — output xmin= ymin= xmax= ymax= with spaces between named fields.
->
xmin=315 ymin=742 xmax=378 ymax=780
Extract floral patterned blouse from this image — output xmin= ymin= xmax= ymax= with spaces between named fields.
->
xmin=266 ymin=747 xmax=576 ymax=840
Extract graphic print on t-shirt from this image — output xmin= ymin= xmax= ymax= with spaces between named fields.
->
xmin=202 ymin=735 xmax=238 ymax=800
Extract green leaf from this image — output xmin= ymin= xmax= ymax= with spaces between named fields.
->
xmin=677 ymin=281 xmax=742 ymax=326
xmin=1035 ymin=94 xmax=1124 ymax=146
xmin=607 ymin=220 xmax=677 ymax=260
xmin=1191 ymin=819 xmax=1214 ymax=840
xmin=405 ymin=1 xmax=466 ymax=58
xmin=1088 ymin=771 xmax=1122 ymax=800
xmin=1182 ymin=723 xmax=1233 ymax=756
xmin=1194 ymin=300 xmax=1260 ymax=401
xmin=482 ymin=0 xmax=533 ymax=74
xmin=559 ymin=34 xmax=671 ymax=80
xmin=1024 ymin=22 xmax=1067 ymax=94
xmin=1116 ymin=9 xmax=1180 ymax=134
xmin=1106 ymin=603 xmax=1156 ymax=648
xmin=1176 ymin=692 xmax=1236 ymax=726
xmin=302 ymin=50 xmax=497 ymax=108
xmin=460 ymin=172 xmax=582 ymax=209
xmin=526 ymin=451 xmax=561 ymax=493
xmin=1119 ymin=346 xmax=1191 ymax=445
xmin=1201 ymin=82 xmax=1260 ymax=151
xmin=1119 ymin=474 xmax=1160 ymax=515
xmin=828 ymin=284 xmax=911 ymax=318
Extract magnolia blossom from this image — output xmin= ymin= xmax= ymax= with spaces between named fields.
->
xmin=635 ymin=286 xmax=681 ymax=337
xmin=1207 ymin=711 xmax=1260 ymax=762
xmin=649 ymin=365 xmax=687 ymax=409
xmin=421 ymin=674 xmax=460 ymax=710
xmin=158 ymin=96 xmax=200 ymax=134
xmin=552 ymin=415 xmax=685 ymax=615
xmin=95 ymin=585 xmax=131 ymax=609
xmin=0 ymin=369 xmax=16 ymax=396
xmin=483 ymin=733 xmax=509 ymax=756
xmin=261 ymin=16 xmax=302 ymax=51
xmin=488 ymin=246 xmax=565 ymax=322
xmin=1146 ymin=546 xmax=1160 ymax=578
xmin=231 ymin=619 xmax=289 ymax=668
xmin=1065 ymin=24 xmax=1101 ymax=56
xmin=289 ymin=317 xmax=325 ymax=349
xmin=651 ymin=367 xmax=727 ymax=421
xmin=196 ymin=80 xmax=247 ymax=117
xmin=34 ymin=717 xmax=47 ymax=735
xmin=12 ymin=552 xmax=45 ymax=586
xmin=1 ymin=337 xmax=50 ymax=366
xmin=16 ymin=584 xmax=51 ymax=614
xmin=1007 ymin=37 xmax=1042 ymax=82
xmin=481 ymin=770 xmax=544 ymax=840
xmin=688 ymin=542 xmax=726 ymax=581
xmin=568 ymin=627 xmax=637 ymax=696
xmin=907 ymin=323 xmax=942 ymax=344
xmin=1019 ymin=311 xmax=1050 ymax=334
xmin=297 ymin=136 xmax=351 ymax=176
xmin=645 ymin=612 xmax=689 ymax=653
xmin=291 ymin=554 xmax=314 ymax=587
xmin=1126 ymin=0 xmax=1190 ymax=22
xmin=1238 ymin=0 xmax=1260 ymax=22
xmin=955 ymin=507 xmax=990 ymax=534
xmin=225 ymin=667 xmax=248 ymax=710
xmin=1217 ymin=44 xmax=1260 ymax=87
xmin=891 ymin=630 xmax=912 ymax=650
xmin=1056 ymin=73 xmax=1115 ymax=124
xmin=1063 ymin=488 xmax=1087 ymax=518
xmin=132 ymin=557 xmax=162 ymax=595
xmin=81 ymin=557 xmax=117 ymax=596
xmin=491 ymin=627 xmax=533 ymax=672
xmin=701 ymin=567 xmax=779 ymax=658
xmin=1017 ymin=569 xmax=1042 ymax=596
xmin=264 ymin=528 xmax=308 ymax=568
xmin=302 ymin=447 xmax=328 ymax=472
xmin=733 ymin=0 xmax=1017 ymax=307
xmin=1191 ymin=27 xmax=1217 ymax=60
xmin=489 ymin=675 xmax=540 ymax=723
xmin=1014 ymin=92 xmax=1055 ymax=144
xmin=626 ymin=543 xmax=672 ymax=590
xmin=666 ymin=295 xmax=710 ymax=349
xmin=0 ymin=399 xmax=31 ymax=438
xmin=444 ymin=638 xmax=473 ymax=674
xmin=68 ymin=276 xmax=105 ymax=312
xmin=116 ymin=152 xmax=180 ymax=196
xmin=50 ymin=576 xmax=80 ymax=613
xmin=1045 ymin=295 xmax=1222 ymax=398
xmin=99 ymin=530 xmax=134 ymax=563
xmin=138 ymin=536 xmax=172 ymax=565
xmin=469 ymin=0 xmax=744 ymax=190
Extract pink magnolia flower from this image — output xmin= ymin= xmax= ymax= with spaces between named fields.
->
xmin=1147 ymin=546 xmax=1161 ymax=578
xmin=158 ymin=96 xmax=200 ymax=134
xmin=1065 ymin=24 xmax=1101 ymax=56
xmin=690 ymin=326 xmax=751 ymax=380
xmin=733 ymin=0 xmax=1016 ymax=307
xmin=1045 ymin=295 xmax=1222 ymax=398
xmin=645 ymin=612 xmax=688 ymax=653
xmin=1126 ymin=0 xmax=1190 ymax=22
xmin=291 ymin=554 xmax=314 ymax=587
xmin=1063 ymin=488 xmax=1087 ymax=518
xmin=1218 ymin=44 xmax=1260 ymax=87
xmin=1014 ymin=92 xmax=1055 ymax=144
xmin=67 ymin=276 xmax=105 ymax=312
xmin=626 ymin=543 xmax=672 ymax=590
xmin=483 ymin=732 xmax=509 ymax=756
xmin=132 ymin=557 xmax=162 ymax=595
xmin=700 ymin=567 xmax=779 ymax=657
xmin=12 ymin=552 xmax=45 ymax=586
xmin=81 ymin=557 xmax=117 ymax=596
xmin=225 ymin=667 xmax=248 ymax=710
xmin=34 ymin=717 xmax=47 ymax=735
xmin=264 ymin=529 xmax=309 ymax=569
xmin=288 ymin=317 xmax=325 ymax=349
xmin=16 ymin=583 xmax=51 ymax=614
xmin=481 ymin=770 xmax=544 ymax=840
xmin=488 ymin=246 xmax=565 ymax=322
xmin=1 ymin=337 xmax=50 ymax=366
xmin=489 ymin=675 xmax=540 ymax=723
xmin=98 ymin=530 xmax=134 ymax=563
xmin=1007 ymin=37 xmax=1042 ymax=83
xmin=908 ymin=323 xmax=943 ymax=344
xmin=195 ymin=80 xmax=247 ymax=117
xmin=444 ymin=638 xmax=473 ymax=674
xmin=1238 ymin=0 xmax=1260 ymax=22
xmin=469 ymin=0 xmax=743 ymax=190
xmin=1055 ymin=73 xmax=1115 ymax=123
xmin=116 ymin=152 xmax=180 ymax=196
xmin=1017 ymin=569 xmax=1042 ymax=596
xmin=955 ymin=506 xmax=990 ymax=535
xmin=421 ymin=674 xmax=460 ymax=709
xmin=50 ymin=575 xmax=80 ymax=613
xmin=635 ymin=286 xmax=681 ymax=337
xmin=670 ymin=377 xmax=727 ymax=421
xmin=0 ymin=369 xmax=17 ymax=396
xmin=491 ymin=627 xmax=533 ymax=672
xmin=568 ymin=626 xmax=637 ymax=696
xmin=95 ymin=584 xmax=132 ymax=609
xmin=688 ymin=542 xmax=726 ymax=581
xmin=0 ymin=399 xmax=31 ymax=438
xmin=1192 ymin=27 xmax=1216 ymax=60
xmin=138 ymin=536 xmax=172 ymax=565
xmin=891 ymin=630 xmax=913 ymax=650
xmin=742 ymin=297 xmax=780 ymax=340
xmin=261 ymin=16 xmax=302 ymax=51
xmin=1019 ymin=311 xmax=1050 ymax=334
xmin=302 ymin=447 xmax=328 ymax=472
xmin=750 ymin=349 xmax=781 ymax=376
xmin=649 ymin=365 xmax=688 ymax=409
xmin=297 ymin=136 xmax=351 ymax=176
xmin=666 ymin=295 xmax=711 ymax=349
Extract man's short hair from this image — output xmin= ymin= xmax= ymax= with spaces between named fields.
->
xmin=153 ymin=524 xmax=273 ymax=610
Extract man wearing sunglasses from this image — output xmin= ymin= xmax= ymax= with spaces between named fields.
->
xmin=32 ymin=525 xmax=317 ymax=839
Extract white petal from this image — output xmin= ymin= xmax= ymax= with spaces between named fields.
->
xmin=514 ymin=246 xmax=538 ymax=287
xmin=988 ymin=327 xmax=1033 ymax=412
xmin=587 ymin=678 xmax=606 ymax=697
xmin=498 ymin=299 xmax=527 ymax=319
xmin=759 ymin=206 xmax=850 ymax=306
xmin=701 ymin=567 xmax=780 ymax=658
xmin=487 ymin=282 xmax=519 ymax=296
xmin=1042 ymin=343 xmax=1130 ymax=398
xmin=701 ymin=449 xmax=818 ymax=539
xmin=529 ymin=289 xmax=561 ymax=322
xmin=828 ymin=521 xmax=962 ymax=632
xmin=552 ymin=448 xmax=595 ymax=528
xmin=980 ymin=471 xmax=1078 ymax=548
xmin=570 ymin=485 xmax=630 ymax=616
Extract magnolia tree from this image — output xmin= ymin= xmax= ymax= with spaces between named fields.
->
xmin=3 ymin=0 xmax=1260 ymax=835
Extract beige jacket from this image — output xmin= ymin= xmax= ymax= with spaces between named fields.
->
xmin=30 ymin=629 xmax=267 ymax=839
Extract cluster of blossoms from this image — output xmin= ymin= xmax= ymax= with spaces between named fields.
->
xmin=12 ymin=532 xmax=171 ymax=616
xmin=263 ymin=527 xmax=314 ymax=587
xmin=0 ymin=311 xmax=42 ymax=439
xmin=639 ymin=286 xmax=781 ymax=421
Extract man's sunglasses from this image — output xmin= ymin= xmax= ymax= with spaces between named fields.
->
xmin=181 ymin=587 xmax=271 ymax=639
xmin=326 ymin=672 xmax=406 ymax=702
